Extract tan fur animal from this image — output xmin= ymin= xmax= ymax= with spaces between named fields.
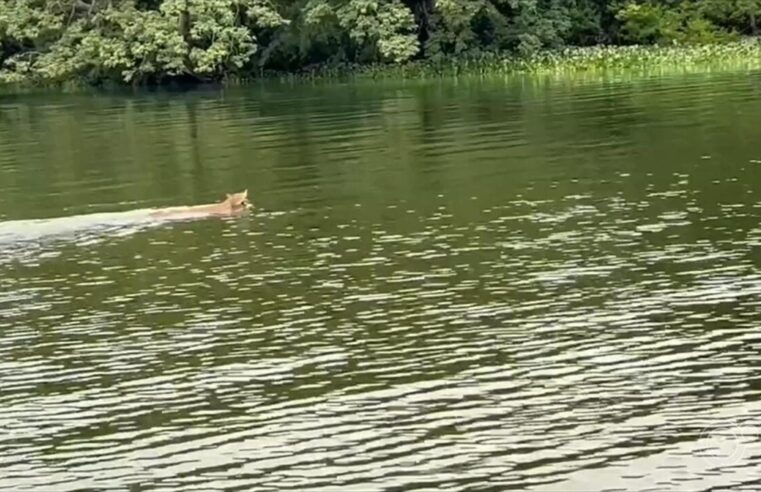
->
xmin=149 ymin=190 xmax=251 ymax=219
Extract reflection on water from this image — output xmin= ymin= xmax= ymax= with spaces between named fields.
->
xmin=2 ymin=73 xmax=761 ymax=491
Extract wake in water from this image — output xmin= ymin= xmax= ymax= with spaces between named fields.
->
xmin=0 ymin=209 xmax=157 ymax=245
xmin=0 ymin=208 xmax=236 ymax=268
xmin=0 ymin=190 xmax=252 ymax=266
xmin=0 ymin=209 xmax=164 ymax=266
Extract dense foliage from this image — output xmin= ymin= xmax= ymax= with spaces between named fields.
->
xmin=0 ymin=0 xmax=759 ymax=84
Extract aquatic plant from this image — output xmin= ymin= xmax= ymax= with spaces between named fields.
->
xmin=263 ymin=39 xmax=761 ymax=82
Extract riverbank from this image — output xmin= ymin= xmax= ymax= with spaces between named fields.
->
xmin=2 ymin=40 xmax=760 ymax=92
xmin=259 ymin=40 xmax=761 ymax=83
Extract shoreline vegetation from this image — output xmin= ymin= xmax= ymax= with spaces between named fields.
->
xmin=1 ymin=1 xmax=760 ymax=88
xmin=263 ymin=40 xmax=761 ymax=82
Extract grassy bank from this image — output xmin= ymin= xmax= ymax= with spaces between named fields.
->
xmin=258 ymin=40 xmax=761 ymax=83
xmin=3 ymin=40 xmax=761 ymax=93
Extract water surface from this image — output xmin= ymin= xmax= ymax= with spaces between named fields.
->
xmin=2 ymin=72 xmax=761 ymax=491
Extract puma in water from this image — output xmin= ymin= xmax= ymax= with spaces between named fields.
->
xmin=149 ymin=190 xmax=252 ymax=219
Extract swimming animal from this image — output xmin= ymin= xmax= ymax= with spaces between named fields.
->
xmin=0 ymin=190 xmax=252 ymax=264
xmin=149 ymin=190 xmax=252 ymax=219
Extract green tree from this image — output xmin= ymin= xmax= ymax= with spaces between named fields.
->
xmin=0 ymin=0 xmax=759 ymax=84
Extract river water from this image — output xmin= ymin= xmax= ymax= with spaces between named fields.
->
xmin=2 ymin=72 xmax=761 ymax=491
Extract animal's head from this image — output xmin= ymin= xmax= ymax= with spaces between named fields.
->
xmin=225 ymin=189 xmax=251 ymax=213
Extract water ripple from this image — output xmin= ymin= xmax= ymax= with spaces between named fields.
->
xmin=2 ymin=73 xmax=761 ymax=491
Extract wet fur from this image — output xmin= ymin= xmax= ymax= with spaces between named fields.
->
xmin=149 ymin=190 xmax=251 ymax=219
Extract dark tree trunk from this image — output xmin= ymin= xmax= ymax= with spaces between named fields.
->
xmin=404 ymin=0 xmax=436 ymax=57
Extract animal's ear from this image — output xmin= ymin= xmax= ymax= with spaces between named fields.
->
xmin=226 ymin=193 xmax=232 ymax=200
xmin=242 ymin=189 xmax=248 ymax=197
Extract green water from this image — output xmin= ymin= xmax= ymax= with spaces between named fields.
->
xmin=2 ymin=72 xmax=761 ymax=491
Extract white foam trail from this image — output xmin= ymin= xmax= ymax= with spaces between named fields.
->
xmin=0 ymin=209 xmax=158 ymax=245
